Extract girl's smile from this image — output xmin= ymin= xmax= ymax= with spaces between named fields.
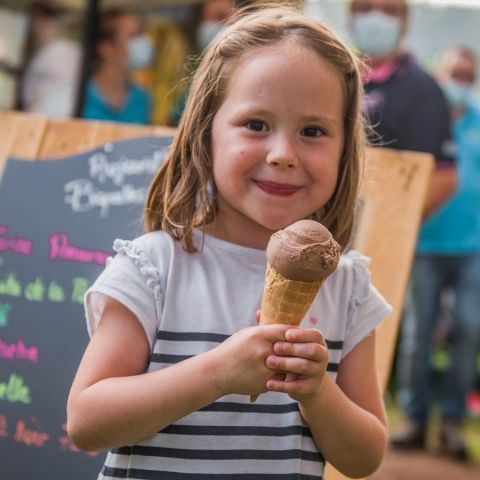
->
xmin=208 ymin=41 xmax=345 ymax=248
xmin=253 ymin=180 xmax=303 ymax=197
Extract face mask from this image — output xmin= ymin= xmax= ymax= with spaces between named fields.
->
xmin=351 ymin=11 xmax=402 ymax=58
xmin=197 ymin=21 xmax=224 ymax=49
xmin=442 ymin=80 xmax=473 ymax=109
xmin=127 ymin=35 xmax=154 ymax=70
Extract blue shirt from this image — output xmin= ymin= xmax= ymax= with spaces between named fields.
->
xmin=82 ymin=81 xmax=151 ymax=125
xmin=418 ymin=104 xmax=480 ymax=254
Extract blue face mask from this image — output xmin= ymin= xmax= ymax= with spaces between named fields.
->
xmin=197 ymin=21 xmax=224 ymax=49
xmin=351 ymin=11 xmax=402 ymax=58
xmin=127 ymin=35 xmax=154 ymax=70
xmin=442 ymin=80 xmax=473 ymax=109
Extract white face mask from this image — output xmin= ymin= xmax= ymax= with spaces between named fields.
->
xmin=351 ymin=11 xmax=402 ymax=59
xmin=127 ymin=35 xmax=154 ymax=70
xmin=197 ymin=21 xmax=224 ymax=49
xmin=442 ymin=80 xmax=473 ymax=109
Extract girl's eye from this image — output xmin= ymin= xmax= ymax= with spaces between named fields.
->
xmin=302 ymin=126 xmax=324 ymax=138
xmin=246 ymin=120 xmax=268 ymax=132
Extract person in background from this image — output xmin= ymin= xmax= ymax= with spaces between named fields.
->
xmin=197 ymin=0 xmax=236 ymax=49
xmin=21 ymin=0 xmax=81 ymax=119
xmin=394 ymin=46 xmax=480 ymax=460
xmin=349 ymin=0 xmax=457 ymax=218
xmin=82 ymin=8 xmax=153 ymax=125
xmin=348 ymin=0 xmax=460 ymax=456
xmin=170 ymin=0 xmax=236 ymax=126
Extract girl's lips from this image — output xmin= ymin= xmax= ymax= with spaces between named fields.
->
xmin=254 ymin=180 xmax=303 ymax=197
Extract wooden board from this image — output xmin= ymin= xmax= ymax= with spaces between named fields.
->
xmin=0 ymin=111 xmax=175 ymax=172
xmin=0 ymin=110 xmax=434 ymax=480
xmin=326 ymin=148 xmax=434 ymax=480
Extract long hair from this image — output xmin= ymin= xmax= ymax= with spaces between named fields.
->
xmin=145 ymin=4 xmax=365 ymax=253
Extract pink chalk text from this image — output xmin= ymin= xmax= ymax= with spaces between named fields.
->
xmin=0 ymin=226 xmax=32 ymax=257
xmin=0 ymin=338 xmax=39 ymax=363
xmin=49 ymin=232 xmax=109 ymax=266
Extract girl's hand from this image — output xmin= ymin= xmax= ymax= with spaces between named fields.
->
xmin=211 ymin=324 xmax=290 ymax=397
xmin=265 ymin=327 xmax=328 ymax=402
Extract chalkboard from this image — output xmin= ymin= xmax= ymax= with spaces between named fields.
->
xmin=0 ymin=136 xmax=172 ymax=479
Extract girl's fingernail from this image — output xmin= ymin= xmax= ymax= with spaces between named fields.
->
xmin=267 ymin=356 xmax=277 ymax=367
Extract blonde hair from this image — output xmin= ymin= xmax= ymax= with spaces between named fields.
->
xmin=145 ymin=5 xmax=365 ymax=252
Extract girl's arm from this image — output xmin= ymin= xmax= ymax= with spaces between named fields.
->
xmin=67 ymin=297 xmax=289 ymax=451
xmin=266 ymin=329 xmax=387 ymax=478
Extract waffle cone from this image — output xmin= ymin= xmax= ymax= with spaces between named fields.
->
xmin=259 ymin=263 xmax=324 ymax=326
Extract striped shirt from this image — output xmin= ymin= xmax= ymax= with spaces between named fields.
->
xmin=85 ymin=231 xmax=391 ymax=479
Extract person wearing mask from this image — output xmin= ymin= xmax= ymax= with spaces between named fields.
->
xmin=349 ymin=0 xmax=457 ymax=218
xmin=394 ymin=46 xmax=480 ymax=460
xmin=82 ymin=8 xmax=153 ymax=125
xmin=21 ymin=0 xmax=81 ymax=119
xmin=170 ymin=0 xmax=236 ymax=126
xmin=348 ymin=0 xmax=459 ymax=456
xmin=197 ymin=0 xmax=236 ymax=49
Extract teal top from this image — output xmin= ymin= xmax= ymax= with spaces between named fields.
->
xmin=418 ymin=104 xmax=480 ymax=254
xmin=82 ymin=81 xmax=151 ymax=125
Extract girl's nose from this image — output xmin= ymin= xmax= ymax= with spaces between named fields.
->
xmin=265 ymin=137 xmax=298 ymax=169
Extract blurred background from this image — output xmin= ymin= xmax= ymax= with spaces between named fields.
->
xmin=1 ymin=0 xmax=480 ymax=125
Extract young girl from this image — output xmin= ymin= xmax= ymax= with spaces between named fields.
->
xmin=68 ymin=5 xmax=391 ymax=479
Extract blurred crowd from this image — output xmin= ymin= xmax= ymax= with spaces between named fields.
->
xmin=8 ymin=0 xmax=480 ymax=465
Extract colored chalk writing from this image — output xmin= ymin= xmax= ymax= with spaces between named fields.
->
xmin=64 ymin=180 xmax=145 ymax=217
xmin=48 ymin=281 xmax=65 ymax=302
xmin=0 ymin=373 xmax=32 ymax=403
xmin=0 ymin=136 xmax=169 ymax=477
xmin=0 ymin=338 xmax=39 ymax=363
xmin=0 ymin=226 xmax=33 ymax=257
xmin=25 ymin=277 xmax=45 ymax=302
xmin=71 ymin=277 xmax=90 ymax=305
xmin=88 ymin=150 xmax=163 ymax=186
xmin=0 ymin=303 xmax=10 ymax=327
xmin=0 ymin=414 xmax=8 ymax=437
xmin=49 ymin=233 xmax=109 ymax=266
xmin=0 ymin=274 xmax=90 ymax=305
xmin=14 ymin=418 xmax=49 ymax=447
xmin=0 ymin=273 xmax=22 ymax=297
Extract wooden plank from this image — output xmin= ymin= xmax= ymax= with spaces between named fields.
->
xmin=0 ymin=111 xmax=48 ymax=178
xmin=325 ymin=148 xmax=434 ymax=480
xmin=6 ymin=113 xmax=48 ymax=160
xmin=0 ymin=112 xmax=19 ymax=177
xmin=91 ymin=122 xmax=175 ymax=146
xmin=36 ymin=118 xmax=100 ymax=160
xmin=355 ymin=148 xmax=434 ymax=390
xmin=37 ymin=119 xmax=175 ymax=160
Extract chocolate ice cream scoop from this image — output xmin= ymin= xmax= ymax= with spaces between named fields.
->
xmin=267 ymin=219 xmax=341 ymax=282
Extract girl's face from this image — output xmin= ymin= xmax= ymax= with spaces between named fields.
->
xmin=209 ymin=41 xmax=345 ymax=248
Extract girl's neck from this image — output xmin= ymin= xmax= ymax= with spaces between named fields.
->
xmin=203 ymin=216 xmax=273 ymax=250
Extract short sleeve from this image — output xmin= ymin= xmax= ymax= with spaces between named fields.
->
xmin=342 ymin=251 xmax=393 ymax=358
xmin=84 ymin=239 xmax=162 ymax=351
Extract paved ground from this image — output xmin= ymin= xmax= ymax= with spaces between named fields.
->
xmin=371 ymin=449 xmax=480 ymax=480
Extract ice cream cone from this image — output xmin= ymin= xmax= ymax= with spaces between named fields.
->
xmin=250 ymin=264 xmax=325 ymax=402
xmin=249 ymin=220 xmax=341 ymax=403
xmin=260 ymin=264 xmax=324 ymax=326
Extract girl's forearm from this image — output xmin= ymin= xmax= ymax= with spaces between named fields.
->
xmin=299 ymin=377 xmax=387 ymax=478
xmin=67 ymin=350 xmax=223 ymax=452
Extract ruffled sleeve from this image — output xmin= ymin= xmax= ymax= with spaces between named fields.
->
xmin=84 ymin=238 xmax=162 ymax=351
xmin=342 ymin=251 xmax=393 ymax=358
